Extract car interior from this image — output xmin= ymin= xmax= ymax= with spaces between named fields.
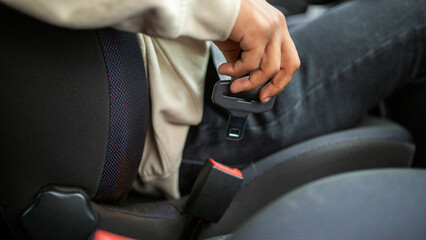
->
xmin=1 ymin=0 xmax=425 ymax=239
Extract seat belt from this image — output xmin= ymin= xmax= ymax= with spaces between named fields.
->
xmin=178 ymin=45 xmax=276 ymax=239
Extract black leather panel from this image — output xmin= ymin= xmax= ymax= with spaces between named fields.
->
xmin=0 ymin=5 xmax=109 ymax=237
xmin=0 ymin=5 xmax=109 ymax=210
xmin=0 ymin=209 xmax=14 ymax=239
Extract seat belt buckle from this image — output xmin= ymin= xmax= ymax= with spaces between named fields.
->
xmin=212 ymin=80 xmax=276 ymax=141
xmin=184 ymin=158 xmax=244 ymax=223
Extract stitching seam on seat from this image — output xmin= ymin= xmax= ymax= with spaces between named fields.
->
xmin=243 ymin=137 xmax=414 ymax=187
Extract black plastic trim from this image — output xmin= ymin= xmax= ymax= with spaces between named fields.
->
xmin=21 ymin=187 xmax=97 ymax=240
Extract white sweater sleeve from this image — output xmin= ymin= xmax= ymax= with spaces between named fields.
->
xmin=0 ymin=0 xmax=240 ymax=40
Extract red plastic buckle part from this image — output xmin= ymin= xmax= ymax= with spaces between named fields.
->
xmin=209 ymin=158 xmax=243 ymax=178
xmin=184 ymin=158 xmax=244 ymax=223
xmin=94 ymin=229 xmax=135 ymax=240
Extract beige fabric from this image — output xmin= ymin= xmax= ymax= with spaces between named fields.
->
xmin=1 ymin=0 xmax=241 ymax=199
xmin=1 ymin=0 xmax=240 ymax=40
xmin=133 ymin=36 xmax=210 ymax=199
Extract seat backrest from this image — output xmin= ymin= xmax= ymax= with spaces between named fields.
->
xmin=0 ymin=4 xmax=149 ymax=237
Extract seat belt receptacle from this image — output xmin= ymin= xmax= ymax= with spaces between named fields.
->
xmin=184 ymin=158 xmax=244 ymax=223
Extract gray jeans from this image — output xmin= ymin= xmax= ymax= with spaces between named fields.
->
xmin=181 ymin=0 xmax=426 ymax=192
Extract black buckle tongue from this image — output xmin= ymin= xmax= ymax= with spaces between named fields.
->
xmin=226 ymin=110 xmax=249 ymax=140
xmin=212 ymin=80 xmax=276 ymax=141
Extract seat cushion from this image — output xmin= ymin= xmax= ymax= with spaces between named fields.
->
xmin=199 ymin=117 xmax=415 ymax=238
xmin=92 ymin=117 xmax=415 ymax=240
xmin=93 ymin=117 xmax=414 ymax=240
xmin=230 ymin=169 xmax=426 ymax=240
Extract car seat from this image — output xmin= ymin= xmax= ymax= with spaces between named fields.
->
xmin=208 ymin=169 xmax=426 ymax=240
xmin=0 ymin=4 xmax=415 ymax=240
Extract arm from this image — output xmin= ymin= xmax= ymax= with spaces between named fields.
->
xmin=1 ymin=0 xmax=299 ymax=102
xmin=0 ymin=0 xmax=240 ymax=40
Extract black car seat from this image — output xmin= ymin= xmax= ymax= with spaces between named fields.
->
xmin=0 ymin=4 xmax=415 ymax=240
xmin=220 ymin=169 xmax=426 ymax=240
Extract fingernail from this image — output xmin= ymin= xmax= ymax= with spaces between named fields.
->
xmin=263 ymin=97 xmax=271 ymax=103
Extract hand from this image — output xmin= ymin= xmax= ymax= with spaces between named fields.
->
xmin=214 ymin=0 xmax=300 ymax=102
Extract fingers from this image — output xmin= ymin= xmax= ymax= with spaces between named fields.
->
xmin=230 ymin=33 xmax=282 ymax=94
xmin=213 ymin=39 xmax=241 ymax=63
xmin=215 ymin=0 xmax=300 ymax=101
xmin=218 ymin=34 xmax=267 ymax=78
xmin=217 ymin=0 xmax=280 ymax=79
xmin=259 ymin=31 xmax=300 ymax=102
